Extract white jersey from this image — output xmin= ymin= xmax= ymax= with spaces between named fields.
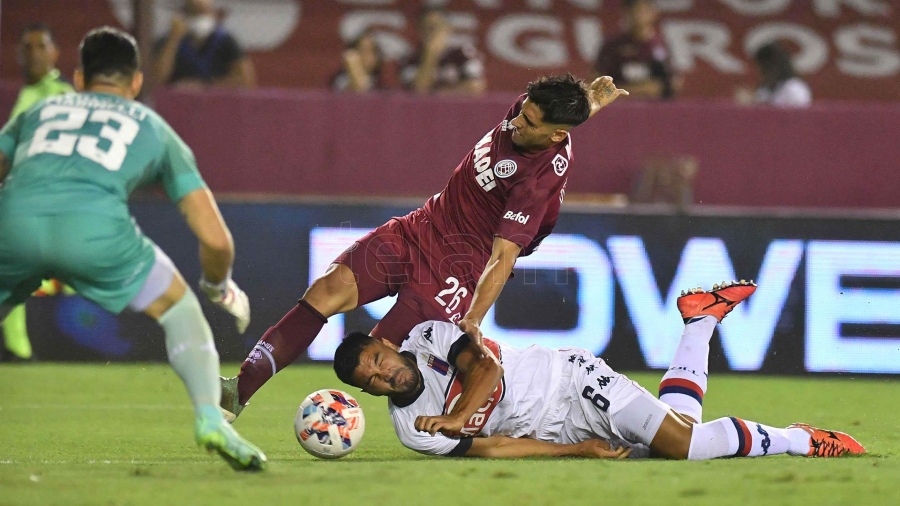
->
xmin=389 ymin=321 xmax=571 ymax=456
xmin=388 ymin=321 xmax=665 ymax=458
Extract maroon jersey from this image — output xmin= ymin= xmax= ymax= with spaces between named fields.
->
xmin=423 ymin=95 xmax=572 ymax=264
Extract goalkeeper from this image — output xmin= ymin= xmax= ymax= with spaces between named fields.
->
xmin=0 ymin=26 xmax=265 ymax=471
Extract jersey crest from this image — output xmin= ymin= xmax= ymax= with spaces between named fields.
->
xmin=440 ymin=338 xmax=505 ymax=437
xmin=552 ymin=154 xmax=569 ymax=176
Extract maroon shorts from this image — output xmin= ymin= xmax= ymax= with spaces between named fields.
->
xmin=333 ymin=210 xmax=486 ymax=344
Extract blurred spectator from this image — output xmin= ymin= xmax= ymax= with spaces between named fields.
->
xmin=331 ymin=30 xmax=385 ymax=93
xmin=399 ymin=8 xmax=486 ymax=95
xmin=10 ymin=23 xmax=74 ymax=118
xmin=736 ymin=42 xmax=811 ymax=108
xmin=151 ymin=0 xmax=255 ymax=89
xmin=594 ymin=0 xmax=678 ymax=100
xmin=3 ymin=23 xmax=75 ymax=362
xmin=631 ymin=155 xmax=698 ymax=208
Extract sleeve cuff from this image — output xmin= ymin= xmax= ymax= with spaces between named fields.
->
xmin=447 ymin=437 xmax=474 ymax=457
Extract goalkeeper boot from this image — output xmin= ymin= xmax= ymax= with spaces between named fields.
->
xmin=677 ymin=280 xmax=757 ymax=323
xmin=788 ymin=423 xmax=866 ymax=457
xmin=220 ymin=376 xmax=246 ymax=423
xmin=195 ymin=406 xmax=267 ymax=471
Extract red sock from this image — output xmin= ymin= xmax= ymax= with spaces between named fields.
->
xmin=236 ymin=300 xmax=327 ymax=404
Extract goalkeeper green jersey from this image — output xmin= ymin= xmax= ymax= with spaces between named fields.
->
xmin=0 ymin=91 xmax=206 ymax=216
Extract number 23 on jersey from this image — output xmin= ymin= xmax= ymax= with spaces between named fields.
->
xmin=27 ymin=104 xmax=140 ymax=172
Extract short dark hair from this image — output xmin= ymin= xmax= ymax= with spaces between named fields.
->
xmin=755 ymin=41 xmax=796 ymax=85
xmin=623 ymin=0 xmax=654 ymax=9
xmin=418 ymin=6 xmax=446 ymax=22
xmin=333 ymin=331 xmax=378 ymax=387
xmin=526 ymin=74 xmax=591 ymax=127
xmin=79 ymin=26 xmax=140 ymax=86
xmin=21 ymin=22 xmax=55 ymax=43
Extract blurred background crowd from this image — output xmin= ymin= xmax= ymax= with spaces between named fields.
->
xmin=3 ymin=0 xmax=898 ymax=255
xmin=3 ymin=0 xmax=898 ymax=215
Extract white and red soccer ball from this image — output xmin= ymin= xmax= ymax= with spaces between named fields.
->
xmin=294 ymin=389 xmax=365 ymax=459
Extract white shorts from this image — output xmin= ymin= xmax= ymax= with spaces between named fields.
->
xmin=556 ymin=349 xmax=669 ymax=453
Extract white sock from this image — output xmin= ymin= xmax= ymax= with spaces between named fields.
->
xmin=659 ymin=315 xmax=716 ymax=422
xmin=158 ymin=290 xmax=222 ymax=415
xmin=688 ymin=417 xmax=811 ymax=460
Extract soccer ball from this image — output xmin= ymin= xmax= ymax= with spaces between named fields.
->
xmin=294 ymin=389 xmax=365 ymax=459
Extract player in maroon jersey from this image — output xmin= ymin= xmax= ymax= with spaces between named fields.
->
xmin=220 ymin=74 xmax=629 ymax=421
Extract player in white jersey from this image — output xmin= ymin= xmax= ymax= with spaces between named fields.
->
xmin=333 ymin=281 xmax=866 ymax=459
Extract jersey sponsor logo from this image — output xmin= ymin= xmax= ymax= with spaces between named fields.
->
xmin=493 ymin=159 xmax=517 ymax=178
xmin=427 ymin=354 xmax=449 ymax=376
xmin=552 ymin=154 xmax=569 ymax=176
xmin=422 ymin=325 xmax=433 ymax=342
xmin=441 ymin=339 xmax=505 ymax=437
xmin=472 ymin=130 xmax=497 ymax=192
xmin=503 ymin=210 xmax=530 ymax=224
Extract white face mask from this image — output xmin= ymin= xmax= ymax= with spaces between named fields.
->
xmin=188 ymin=15 xmax=217 ymax=39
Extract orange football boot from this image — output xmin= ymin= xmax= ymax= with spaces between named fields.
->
xmin=677 ymin=280 xmax=757 ymax=323
xmin=788 ymin=423 xmax=866 ymax=457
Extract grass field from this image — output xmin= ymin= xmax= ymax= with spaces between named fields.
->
xmin=1 ymin=363 xmax=897 ymax=506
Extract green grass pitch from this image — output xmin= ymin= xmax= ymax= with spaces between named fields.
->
xmin=1 ymin=363 xmax=897 ymax=506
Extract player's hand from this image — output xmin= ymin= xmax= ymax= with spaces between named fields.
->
xmin=588 ymin=76 xmax=629 ymax=114
xmin=576 ymin=439 xmax=632 ymax=459
xmin=198 ymin=277 xmax=251 ymax=333
xmin=458 ymin=318 xmax=490 ymax=358
xmin=414 ymin=414 xmax=466 ymax=436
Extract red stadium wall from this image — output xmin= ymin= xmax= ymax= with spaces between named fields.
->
xmin=2 ymin=0 xmax=899 ymax=101
xmin=1 ymin=82 xmax=896 ymax=208
xmin=147 ymin=89 xmax=900 ymax=209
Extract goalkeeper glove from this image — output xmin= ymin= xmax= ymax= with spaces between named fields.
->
xmin=199 ymin=276 xmax=250 ymax=333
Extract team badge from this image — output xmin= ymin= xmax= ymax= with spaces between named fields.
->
xmin=552 ymin=154 xmax=568 ymax=176
xmin=493 ymin=159 xmax=517 ymax=178
xmin=427 ymin=354 xmax=449 ymax=376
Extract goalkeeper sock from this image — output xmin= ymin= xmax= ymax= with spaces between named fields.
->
xmin=236 ymin=300 xmax=327 ymax=405
xmin=658 ymin=315 xmax=716 ymax=423
xmin=158 ymin=290 xmax=221 ymax=410
xmin=688 ymin=417 xmax=811 ymax=460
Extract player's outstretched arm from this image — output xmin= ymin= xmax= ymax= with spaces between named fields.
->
xmin=178 ymin=188 xmax=235 ymax=282
xmin=463 ymin=436 xmax=631 ymax=459
xmin=178 ymin=188 xmax=251 ymax=333
xmin=458 ymin=237 xmax=522 ymax=356
xmin=587 ymin=76 xmax=629 ymax=119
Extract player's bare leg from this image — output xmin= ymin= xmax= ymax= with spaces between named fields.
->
xmin=145 ymin=273 xmax=266 ymax=471
xmin=225 ymin=263 xmax=359 ymax=420
xmin=645 ymin=281 xmax=864 ymax=460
